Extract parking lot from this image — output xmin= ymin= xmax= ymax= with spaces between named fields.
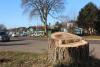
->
xmin=0 ymin=37 xmax=100 ymax=59
xmin=0 ymin=37 xmax=48 ymax=53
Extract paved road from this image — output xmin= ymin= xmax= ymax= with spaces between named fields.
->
xmin=87 ymin=40 xmax=100 ymax=44
xmin=88 ymin=40 xmax=100 ymax=59
xmin=0 ymin=37 xmax=48 ymax=53
xmin=0 ymin=37 xmax=100 ymax=59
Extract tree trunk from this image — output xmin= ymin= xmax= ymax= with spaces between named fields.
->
xmin=48 ymin=32 xmax=89 ymax=65
xmin=41 ymin=16 xmax=48 ymax=36
xmin=44 ymin=24 xmax=48 ymax=35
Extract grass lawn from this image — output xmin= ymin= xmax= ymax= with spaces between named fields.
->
xmin=0 ymin=51 xmax=100 ymax=67
xmin=0 ymin=51 xmax=48 ymax=67
xmin=83 ymin=36 xmax=100 ymax=40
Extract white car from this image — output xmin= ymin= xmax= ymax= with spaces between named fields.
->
xmin=31 ymin=31 xmax=44 ymax=37
xmin=20 ymin=33 xmax=27 ymax=37
xmin=11 ymin=33 xmax=19 ymax=37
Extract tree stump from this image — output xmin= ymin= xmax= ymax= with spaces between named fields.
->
xmin=48 ymin=32 xmax=89 ymax=65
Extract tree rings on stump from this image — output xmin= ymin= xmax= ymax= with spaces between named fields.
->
xmin=48 ymin=32 xmax=89 ymax=65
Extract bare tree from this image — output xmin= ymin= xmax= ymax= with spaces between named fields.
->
xmin=21 ymin=0 xmax=65 ymax=34
xmin=56 ymin=15 xmax=69 ymax=28
xmin=57 ymin=15 xmax=69 ymax=22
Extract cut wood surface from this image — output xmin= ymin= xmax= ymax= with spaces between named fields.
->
xmin=48 ymin=32 xmax=89 ymax=65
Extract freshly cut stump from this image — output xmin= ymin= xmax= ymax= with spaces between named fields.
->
xmin=48 ymin=32 xmax=89 ymax=65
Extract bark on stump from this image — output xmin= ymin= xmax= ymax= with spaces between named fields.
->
xmin=48 ymin=32 xmax=89 ymax=65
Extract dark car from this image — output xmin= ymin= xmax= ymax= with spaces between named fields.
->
xmin=0 ymin=31 xmax=10 ymax=42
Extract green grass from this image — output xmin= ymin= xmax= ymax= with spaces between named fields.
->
xmin=0 ymin=51 xmax=48 ymax=67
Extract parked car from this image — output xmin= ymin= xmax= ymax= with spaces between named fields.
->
xmin=20 ymin=33 xmax=27 ymax=37
xmin=0 ymin=31 xmax=10 ymax=42
xmin=74 ymin=28 xmax=83 ymax=36
xmin=31 ymin=31 xmax=44 ymax=37
xmin=11 ymin=33 xmax=19 ymax=37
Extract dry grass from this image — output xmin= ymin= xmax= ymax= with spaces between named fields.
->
xmin=83 ymin=36 xmax=100 ymax=39
xmin=0 ymin=51 xmax=100 ymax=67
xmin=54 ymin=56 xmax=100 ymax=67
xmin=0 ymin=51 xmax=49 ymax=67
